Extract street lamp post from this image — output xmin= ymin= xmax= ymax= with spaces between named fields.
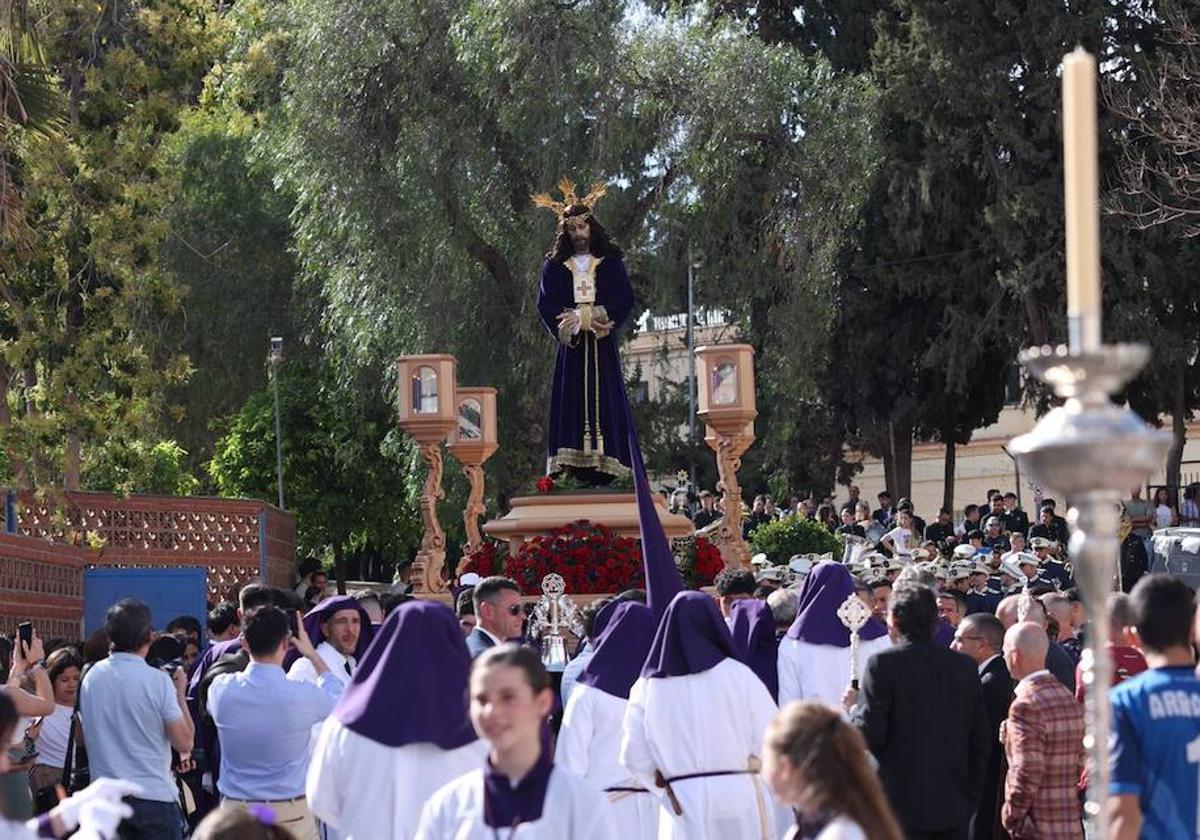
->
xmin=687 ymin=253 xmax=697 ymax=496
xmin=269 ymin=336 xmax=285 ymax=511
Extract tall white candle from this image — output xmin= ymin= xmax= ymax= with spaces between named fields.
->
xmin=1062 ymin=47 xmax=1102 ymax=353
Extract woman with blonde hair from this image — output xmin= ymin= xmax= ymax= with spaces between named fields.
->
xmin=762 ymin=701 xmax=904 ymax=840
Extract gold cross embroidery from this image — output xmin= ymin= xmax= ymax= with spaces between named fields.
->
xmin=568 ymin=256 xmax=602 ymax=304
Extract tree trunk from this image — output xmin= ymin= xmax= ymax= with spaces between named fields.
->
xmin=882 ymin=446 xmax=896 ymax=500
xmin=64 ymin=432 xmax=80 ymax=490
xmin=888 ymin=418 xmax=913 ymax=500
xmin=942 ymin=436 xmax=956 ymax=513
xmin=1167 ymin=361 xmax=1187 ymax=505
xmin=333 ymin=542 xmax=347 ymax=595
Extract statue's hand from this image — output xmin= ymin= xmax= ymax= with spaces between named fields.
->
xmin=556 ymin=309 xmax=582 ymax=335
xmin=592 ymin=318 xmax=613 ymax=338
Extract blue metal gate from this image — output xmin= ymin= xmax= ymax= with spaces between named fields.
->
xmin=83 ymin=567 xmax=207 ymax=638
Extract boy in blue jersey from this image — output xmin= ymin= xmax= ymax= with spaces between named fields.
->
xmin=1109 ymin=574 xmax=1200 ymax=839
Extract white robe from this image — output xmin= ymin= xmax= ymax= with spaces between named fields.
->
xmin=287 ymin=642 xmax=354 ymax=840
xmin=619 ymin=657 xmax=779 ymax=840
xmin=776 ymin=634 xmax=892 ymax=711
xmin=556 ymin=683 xmax=657 ymax=839
xmin=306 ymin=716 xmax=487 ymax=840
xmin=413 ymin=765 xmax=615 ymax=839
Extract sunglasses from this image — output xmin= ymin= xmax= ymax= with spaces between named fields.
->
xmin=504 ymin=604 xmax=524 ymax=617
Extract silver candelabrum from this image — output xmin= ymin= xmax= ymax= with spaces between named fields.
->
xmin=1008 ymin=343 xmax=1171 ymax=836
xmin=529 ymin=573 xmax=585 ymax=673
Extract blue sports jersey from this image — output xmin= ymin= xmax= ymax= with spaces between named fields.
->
xmin=1110 ymin=665 xmax=1200 ymax=839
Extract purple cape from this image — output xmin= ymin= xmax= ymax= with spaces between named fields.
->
xmin=303 ymin=595 xmax=375 ymax=660
xmin=482 ymin=729 xmax=554 ymax=828
xmin=537 ymin=256 xmax=636 ymax=474
xmin=576 ymin=602 xmax=657 ymax=700
xmin=730 ymin=599 xmax=780 ymax=701
xmin=786 ymin=563 xmax=888 ymax=646
xmin=333 ymin=600 xmax=476 ymax=750
xmin=642 ymin=591 xmax=739 ymax=678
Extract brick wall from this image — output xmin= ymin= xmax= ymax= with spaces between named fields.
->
xmin=0 ymin=533 xmax=90 ymax=641
xmin=0 ymin=492 xmax=296 ymax=635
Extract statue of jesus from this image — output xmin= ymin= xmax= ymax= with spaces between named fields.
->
xmin=533 ymin=179 xmax=634 ymax=485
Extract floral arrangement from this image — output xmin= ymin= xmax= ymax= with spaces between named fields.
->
xmin=458 ymin=539 xmax=506 ymax=579
xmin=502 ymin=519 xmax=645 ymax=595
xmin=672 ymin=534 xmax=725 ymax=588
xmin=525 ymin=471 xmax=634 ymax=495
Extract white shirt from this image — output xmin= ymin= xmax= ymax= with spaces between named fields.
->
xmin=777 ymin=634 xmax=893 ymax=711
xmin=34 ymin=704 xmax=74 ymax=768
xmin=1155 ymin=504 xmax=1174 ymax=529
xmin=414 ymin=765 xmax=615 ymax=839
xmin=882 ymin=527 xmax=914 ymax=555
xmin=307 ymin=716 xmax=486 ymax=840
xmin=620 ymin=658 xmax=781 ymax=840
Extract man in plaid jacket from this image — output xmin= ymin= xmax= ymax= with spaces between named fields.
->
xmin=1000 ymin=622 xmax=1085 ymax=839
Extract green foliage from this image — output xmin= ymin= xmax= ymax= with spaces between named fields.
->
xmin=157 ymin=105 xmax=296 ymax=470
xmin=0 ymin=0 xmax=225 ymax=490
xmin=82 ymin=439 xmax=200 ymax=497
xmin=220 ymin=0 xmax=877 ymax=499
xmin=208 ymin=348 xmax=422 ymax=580
xmin=749 ymin=514 xmax=840 ymax=564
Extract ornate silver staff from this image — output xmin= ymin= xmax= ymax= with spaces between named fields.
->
xmin=529 ymin=573 xmax=584 ymax=673
xmin=837 ymin=592 xmax=873 ymax=690
xmin=1009 ymin=346 xmax=1169 ymax=835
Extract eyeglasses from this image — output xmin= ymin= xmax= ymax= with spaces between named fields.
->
xmin=505 ymin=604 xmax=524 ymax=617
xmin=954 ymin=635 xmax=984 ymax=644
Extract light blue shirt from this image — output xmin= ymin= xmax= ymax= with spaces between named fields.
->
xmin=79 ymin=652 xmax=182 ymax=803
xmin=208 ymin=661 xmax=343 ymax=800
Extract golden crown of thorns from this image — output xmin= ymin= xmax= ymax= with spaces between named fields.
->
xmin=531 ymin=178 xmax=608 ymax=219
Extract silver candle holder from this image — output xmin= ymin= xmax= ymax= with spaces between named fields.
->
xmin=529 ymin=573 xmax=585 ymax=673
xmin=1008 ymin=343 xmax=1171 ymax=835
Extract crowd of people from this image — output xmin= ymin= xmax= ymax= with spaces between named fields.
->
xmin=678 ymin=483 xmax=1171 ymax=603
xmin=2 ymin=480 xmax=1200 ymax=838
xmin=671 ymin=481 xmax=1200 ymax=537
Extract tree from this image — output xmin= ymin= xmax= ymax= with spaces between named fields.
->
xmin=204 ymin=0 xmax=878 ymax=501
xmin=0 ymin=0 xmax=223 ymax=491
xmin=1105 ymin=1 xmax=1200 ymax=499
xmin=209 ymin=347 xmax=422 ymax=587
xmin=1108 ymin=2 xmax=1200 ymax=237
xmin=158 ymin=105 xmax=297 ymax=472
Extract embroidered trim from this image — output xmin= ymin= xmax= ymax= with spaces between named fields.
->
xmin=548 ymin=448 xmax=630 ymax=478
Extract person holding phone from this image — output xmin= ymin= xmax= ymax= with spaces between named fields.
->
xmin=207 ymin=606 xmax=344 ymax=840
xmin=28 ymin=647 xmax=85 ymax=810
xmin=2 ymin=624 xmax=55 ymax=819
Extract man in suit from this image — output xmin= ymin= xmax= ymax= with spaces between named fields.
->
xmin=1000 ymin=622 xmax=1084 ymax=839
xmin=952 ymin=614 xmax=1013 ymax=840
xmin=465 ymin=575 xmax=525 ymax=659
xmin=845 ymin=582 xmax=990 ymax=839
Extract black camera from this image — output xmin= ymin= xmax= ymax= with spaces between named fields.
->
xmin=147 ymin=634 xmax=186 ymax=673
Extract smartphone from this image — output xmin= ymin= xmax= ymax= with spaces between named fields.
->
xmin=17 ymin=622 xmax=32 ymax=649
xmin=289 ymin=612 xmax=300 ymax=638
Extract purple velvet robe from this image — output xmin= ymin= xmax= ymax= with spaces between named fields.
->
xmin=536 ymin=254 xmax=635 ymax=477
